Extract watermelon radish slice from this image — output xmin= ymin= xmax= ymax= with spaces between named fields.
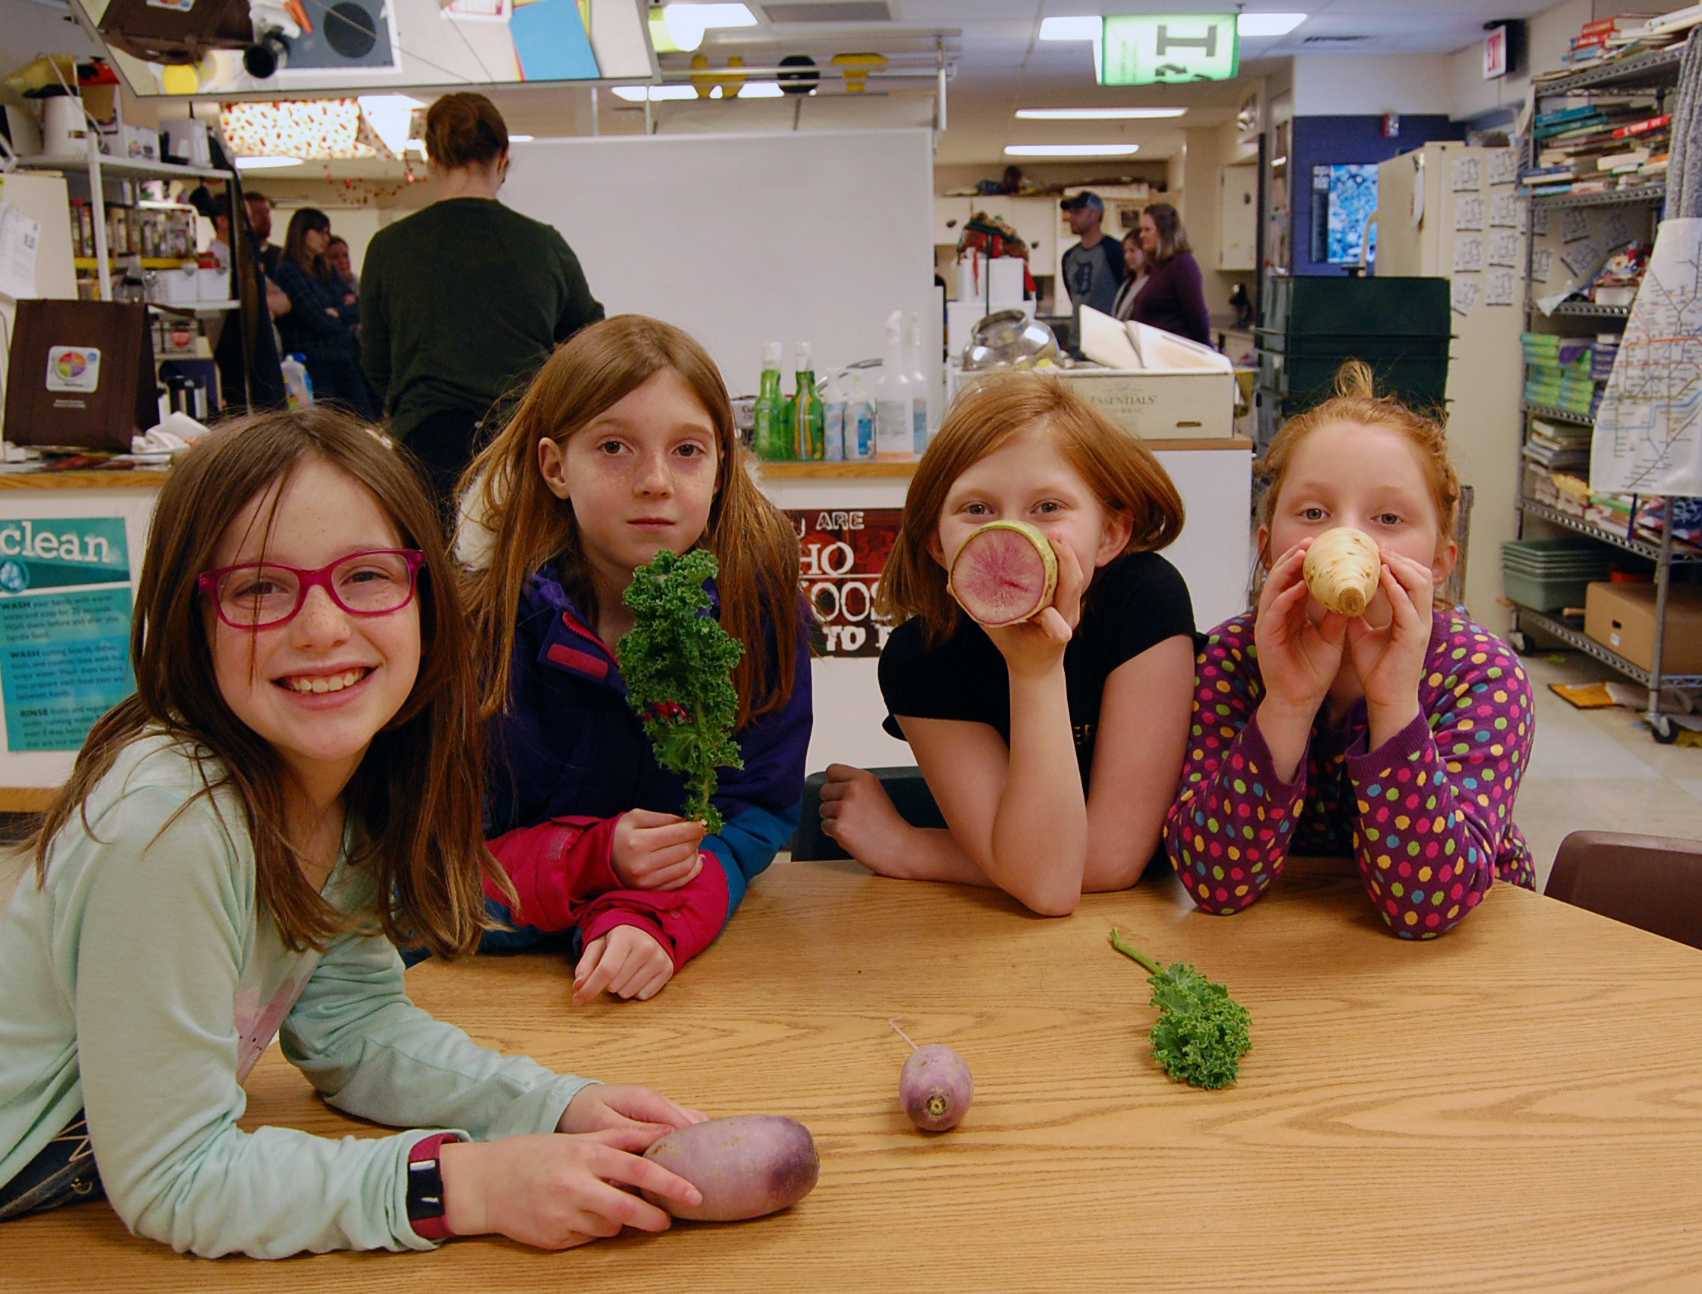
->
xmin=947 ymin=520 xmax=1059 ymax=627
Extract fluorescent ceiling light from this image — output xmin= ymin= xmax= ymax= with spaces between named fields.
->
xmin=1005 ymin=143 xmax=1139 ymax=157
xmin=508 ymin=133 xmax=534 ymax=142
xmin=612 ymin=80 xmax=781 ymax=100
xmin=357 ymin=94 xmax=422 ymax=157
xmin=234 ymin=156 xmax=305 ymax=169
xmin=1238 ymin=12 xmax=1307 ymax=37
xmin=1038 ymin=16 xmax=1099 ymax=41
xmin=613 ymin=84 xmax=699 ymax=100
xmin=655 ymin=2 xmax=755 ymax=51
xmin=1016 ymin=107 xmax=1185 ymax=120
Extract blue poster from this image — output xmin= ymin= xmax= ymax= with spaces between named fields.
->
xmin=0 ymin=517 xmax=135 ymax=753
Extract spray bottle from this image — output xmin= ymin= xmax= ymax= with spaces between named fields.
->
xmin=905 ymin=311 xmax=931 ymax=454
xmin=875 ymin=310 xmax=915 ymax=461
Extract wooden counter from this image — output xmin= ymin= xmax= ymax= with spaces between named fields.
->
xmin=8 ymin=856 xmax=1702 ymax=1291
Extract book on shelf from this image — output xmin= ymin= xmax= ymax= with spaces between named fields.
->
xmin=1580 ymin=14 xmax=1657 ymax=34
xmin=1614 ymin=113 xmax=1672 ymax=138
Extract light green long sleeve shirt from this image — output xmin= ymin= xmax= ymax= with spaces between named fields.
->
xmin=0 ymin=732 xmax=593 ymax=1257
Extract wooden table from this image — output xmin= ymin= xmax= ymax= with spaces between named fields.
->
xmin=8 ymin=857 xmax=1702 ymax=1292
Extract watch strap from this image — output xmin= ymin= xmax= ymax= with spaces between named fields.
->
xmin=406 ymin=1132 xmax=462 ymax=1241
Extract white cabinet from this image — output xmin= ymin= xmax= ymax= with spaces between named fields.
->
xmin=1219 ymin=165 xmax=1258 ymax=271
xmin=933 ymin=195 xmax=1055 ymax=283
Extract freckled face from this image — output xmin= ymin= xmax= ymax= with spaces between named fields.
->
xmin=538 ymin=367 xmax=721 ymax=601
xmin=932 ymin=427 xmax=1130 ymax=581
xmin=1262 ymin=419 xmax=1457 ymax=622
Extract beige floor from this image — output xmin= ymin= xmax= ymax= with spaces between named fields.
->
xmin=1516 ymin=650 xmax=1702 ymax=891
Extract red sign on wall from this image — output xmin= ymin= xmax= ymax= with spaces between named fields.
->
xmin=788 ymin=507 xmax=903 ymax=658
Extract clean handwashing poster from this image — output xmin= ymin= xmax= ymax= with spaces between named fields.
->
xmin=0 ymin=516 xmax=134 ymax=752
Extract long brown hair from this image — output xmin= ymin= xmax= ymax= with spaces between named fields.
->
xmin=282 ymin=206 xmax=332 ymax=280
xmin=879 ymin=372 xmax=1185 ymax=645
xmin=1142 ymin=202 xmax=1192 ymax=264
xmin=30 ymin=407 xmax=501 ymax=959
xmin=460 ymin=314 xmax=803 ymax=728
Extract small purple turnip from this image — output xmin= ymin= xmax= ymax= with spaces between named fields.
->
xmin=891 ymin=1020 xmax=973 ymax=1132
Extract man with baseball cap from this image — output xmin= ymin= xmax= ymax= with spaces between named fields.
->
xmin=1059 ymin=191 xmax=1125 ymax=346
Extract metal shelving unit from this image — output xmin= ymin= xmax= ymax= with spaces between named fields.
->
xmin=1515 ymin=47 xmax=1694 ymax=741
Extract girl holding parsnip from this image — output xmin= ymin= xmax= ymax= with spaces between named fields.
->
xmin=457 ymin=315 xmax=811 ymax=1002
xmin=0 ymin=409 xmax=707 ymax=1254
xmin=820 ymin=373 xmax=1194 ymax=916
xmin=1164 ymin=361 xmax=1535 ymax=937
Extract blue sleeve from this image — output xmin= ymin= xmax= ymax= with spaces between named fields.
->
xmin=274 ymin=263 xmax=347 ymax=338
xmin=703 ymin=609 xmax=814 ymax=917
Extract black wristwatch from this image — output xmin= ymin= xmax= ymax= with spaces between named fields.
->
xmin=406 ymin=1132 xmax=462 ymax=1241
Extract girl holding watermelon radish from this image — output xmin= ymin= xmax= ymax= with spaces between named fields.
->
xmin=819 ymin=374 xmax=1195 ymax=916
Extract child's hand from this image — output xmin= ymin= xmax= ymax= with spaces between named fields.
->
xmin=612 ymin=808 xmax=706 ymax=890
xmin=983 ymin=536 xmax=1086 ymax=677
xmin=1344 ymin=550 xmax=1434 ymax=738
xmin=573 ymin=925 xmax=676 ymax=1005
xmin=438 ymin=1128 xmax=700 ymax=1248
xmin=558 ymin=1082 xmax=707 ymax=1136
xmin=1254 ymin=540 xmax=1347 ymax=715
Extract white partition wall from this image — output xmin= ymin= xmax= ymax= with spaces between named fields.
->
xmin=503 ymin=128 xmax=938 ymax=397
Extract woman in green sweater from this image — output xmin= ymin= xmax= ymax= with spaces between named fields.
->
xmin=359 ymin=92 xmax=604 ymax=517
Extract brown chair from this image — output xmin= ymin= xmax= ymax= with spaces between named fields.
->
xmin=1545 ymin=829 xmax=1702 ymax=950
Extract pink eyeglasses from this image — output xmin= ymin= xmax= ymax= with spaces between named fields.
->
xmin=197 ymin=549 xmax=425 ymax=630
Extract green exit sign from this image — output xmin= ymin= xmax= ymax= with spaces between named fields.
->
xmin=1102 ymin=14 xmax=1239 ymax=85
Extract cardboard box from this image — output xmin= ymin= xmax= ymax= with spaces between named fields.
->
xmin=1050 ymin=366 xmax=1238 ymax=439
xmin=1584 ymin=581 xmax=1702 ymax=674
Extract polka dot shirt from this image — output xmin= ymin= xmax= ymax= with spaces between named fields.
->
xmin=1163 ymin=609 xmax=1537 ymax=939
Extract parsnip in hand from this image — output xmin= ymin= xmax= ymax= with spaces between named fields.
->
xmin=1302 ymin=528 xmax=1381 ymax=616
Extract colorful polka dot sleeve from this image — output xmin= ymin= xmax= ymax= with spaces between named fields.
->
xmin=1163 ymin=610 xmax=1536 ymax=938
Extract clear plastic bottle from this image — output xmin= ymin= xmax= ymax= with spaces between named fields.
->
xmin=874 ymin=310 xmax=915 ymax=461
xmin=822 ymin=368 xmax=846 ymax=461
xmin=847 ymin=371 xmax=875 ymax=461
xmin=905 ymin=311 xmax=931 ymax=454
xmin=281 ymin=354 xmax=314 ymax=410
xmin=752 ymin=341 xmax=787 ymax=459
xmin=791 ymin=342 xmax=825 ymax=460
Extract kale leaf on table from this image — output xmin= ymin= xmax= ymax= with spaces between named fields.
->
xmin=1109 ymin=927 xmax=1251 ymax=1090
xmin=617 ymin=548 xmax=744 ymax=833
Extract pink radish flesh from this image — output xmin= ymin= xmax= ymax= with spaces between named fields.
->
xmin=953 ymin=528 xmax=1052 ymax=626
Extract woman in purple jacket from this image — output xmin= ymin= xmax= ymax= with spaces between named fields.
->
xmin=1130 ymin=203 xmax=1213 ymax=347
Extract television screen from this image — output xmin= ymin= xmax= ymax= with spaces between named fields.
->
xmin=1314 ymin=162 xmax=1378 ymax=266
xmin=71 ymin=0 xmax=652 ymax=99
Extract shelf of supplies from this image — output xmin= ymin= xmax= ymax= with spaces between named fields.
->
xmin=148 ymin=299 xmax=238 ymax=314
xmin=15 ymin=152 xmax=233 ymax=182
xmin=1522 ymin=402 xmax=1596 ymax=426
xmin=1510 ymin=604 xmax=1702 ymax=688
xmin=74 ymin=256 xmax=195 ymax=270
xmin=1545 ymin=300 xmax=1635 ymax=319
xmin=1531 ymin=182 xmax=1666 ymax=209
xmin=1517 ymin=495 xmax=1702 ymax=563
xmin=1533 ymin=45 xmax=1685 ymax=95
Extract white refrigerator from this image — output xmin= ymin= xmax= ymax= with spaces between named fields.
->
xmin=1374 ymin=142 xmax=1527 ymax=633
